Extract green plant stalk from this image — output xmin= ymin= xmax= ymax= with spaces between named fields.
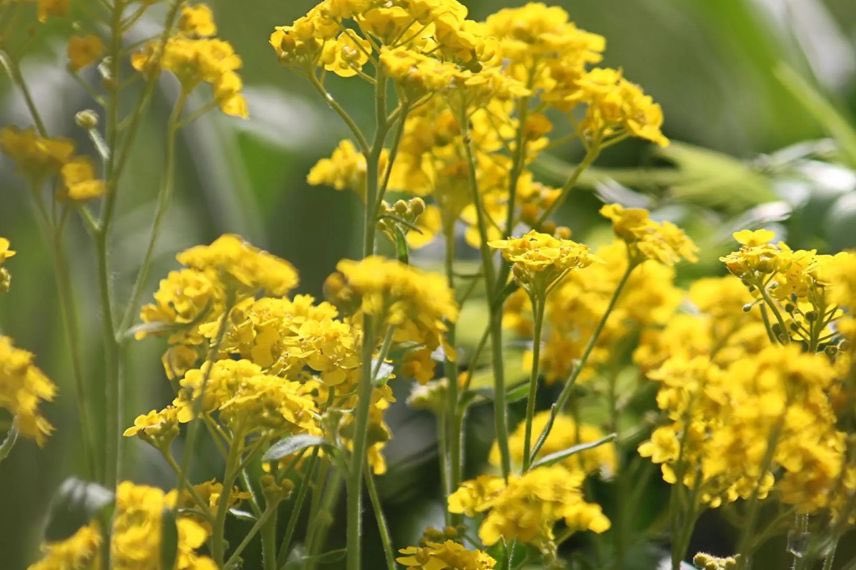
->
xmin=262 ymin=504 xmax=279 ymax=570
xmin=443 ymin=229 xmax=462 ymax=521
xmin=503 ymin=94 xmax=532 ymax=237
xmin=225 ymin=501 xmax=279 ymax=569
xmin=305 ymin=465 xmax=345 ymax=570
xmin=458 ymin=104 xmax=511 ymax=478
xmin=521 ymin=294 xmax=545 ymax=472
xmin=117 ymin=91 xmax=187 ymax=338
xmin=277 ymin=450 xmax=320 ymax=566
xmin=529 ymin=260 xmax=636 ymax=464
xmin=535 ymin=145 xmax=601 ymax=228
xmin=365 ymin=465 xmax=396 ymax=570
xmin=212 ymin=425 xmax=245 ymax=565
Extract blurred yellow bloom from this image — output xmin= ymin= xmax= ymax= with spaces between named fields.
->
xmin=37 ymin=0 xmax=68 ymax=22
xmin=397 ymin=540 xmax=496 ymax=569
xmin=67 ymin=35 xmax=105 ymax=71
xmin=179 ymin=3 xmax=217 ymax=37
xmin=60 ymin=157 xmax=106 ymax=202
xmin=27 ymin=522 xmax=102 ymax=570
xmin=0 ymin=237 xmax=14 ymax=293
xmin=0 ymin=126 xmax=75 ymax=181
xmin=321 ymin=32 xmax=372 ymax=78
xmin=0 ymin=335 xmax=56 ymax=446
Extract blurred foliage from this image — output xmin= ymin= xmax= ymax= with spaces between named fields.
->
xmin=1 ymin=0 xmax=855 ymax=568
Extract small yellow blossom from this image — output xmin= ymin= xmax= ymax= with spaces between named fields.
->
xmin=397 ymin=540 xmax=496 ymax=569
xmin=321 ymin=32 xmax=372 ymax=78
xmin=0 ymin=126 xmax=75 ymax=181
xmin=600 ymin=203 xmax=697 ymax=265
xmin=179 ymin=3 xmax=217 ymax=37
xmin=123 ymin=407 xmax=179 ymax=448
xmin=37 ymin=0 xmax=68 ymax=22
xmin=0 ymin=335 xmax=56 ymax=446
xmin=67 ymin=35 xmax=105 ymax=71
xmin=60 ymin=157 xmax=106 ymax=202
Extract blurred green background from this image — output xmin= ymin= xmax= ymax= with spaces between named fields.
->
xmin=1 ymin=0 xmax=856 ymax=567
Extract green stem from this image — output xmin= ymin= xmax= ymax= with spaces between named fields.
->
xmin=442 ymin=230 xmax=462 ymax=521
xmin=535 ymin=145 xmax=601 ymax=228
xmin=521 ymin=294 xmax=545 ymax=472
xmin=118 ymin=91 xmax=188 ymax=334
xmin=212 ymin=426 xmax=245 ymax=565
xmin=262 ymin=504 xmax=279 ymax=570
xmin=365 ymin=466 xmax=396 ymax=570
xmin=529 ymin=260 xmax=635 ymax=465
xmin=305 ymin=465 xmax=345 ymax=570
xmin=459 ymin=104 xmax=510 ymax=478
xmin=308 ymin=72 xmax=370 ymax=155
xmin=225 ymin=502 xmax=279 ymax=570
xmin=277 ymin=450 xmax=320 ymax=567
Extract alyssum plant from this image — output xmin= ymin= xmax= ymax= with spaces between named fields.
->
xmin=0 ymin=0 xmax=854 ymax=569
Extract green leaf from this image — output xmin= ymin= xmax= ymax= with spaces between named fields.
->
xmin=229 ymin=508 xmax=257 ymax=522
xmin=775 ymin=63 xmax=856 ymax=169
xmin=159 ymin=507 xmax=179 ymax=570
xmin=529 ymin=433 xmax=617 ymax=470
xmin=393 ymin=225 xmax=410 ymax=264
xmin=262 ymin=434 xmax=329 ymax=463
xmin=0 ymin=425 xmax=19 ymax=464
xmin=44 ymin=478 xmax=115 ymax=542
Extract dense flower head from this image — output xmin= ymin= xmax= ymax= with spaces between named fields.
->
xmin=173 ymin=359 xmax=320 ymax=437
xmin=569 ymin=67 xmax=668 ymax=147
xmin=326 ymin=256 xmax=458 ymax=364
xmin=720 ymin=231 xmax=854 ymax=348
xmin=27 ymin=522 xmax=102 ymax=570
xmin=132 ymin=4 xmax=248 ymax=118
xmin=489 ymin=230 xmax=594 ymax=295
xmin=0 ymin=237 xmax=14 ymax=293
xmin=490 ymin=412 xmax=616 ymax=477
xmin=177 ymin=234 xmax=299 ymax=297
xmin=600 ymin=203 xmax=698 ymax=265
xmin=307 ymin=139 xmax=390 ymax=198
xmin=0 ymin=335 xmax=56 ymax=446
xmin=123 ymin=406 xmax=179 ymax=449
xmin=59 ymin=157 xmax=106 ymax=202
xmin=449 ymin=466 xmax=610 ymax=551
xmin=397 ymin=540 xmax=496 ymax=569
xmin=504 ymin=240 xmax=682 ymax=383
xmin=638 ymin=344 xmax=846 ymax=511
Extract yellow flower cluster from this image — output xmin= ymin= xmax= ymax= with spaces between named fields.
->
xmin=138 ymin=234 xmax=299 ymax=379
xmin=490 ymin=412 xmax=616 ymax=477
xmin=172 ymin=359 xmax=320 ymax=437
xmin=721 ymin=229 xmax=855 ymax=349
xmin=448 ymin=465 xmax=610 ymax=551
xmin=307 ymin=139 xmax=389 ymax=199
xmin=397 ymin=540 xmax=496 ymax=569
xmin=600 ymin=203 xmax=698 ymax=266
xmin=489 ymin=230 xmax=594 ymax=295
xmin=568 ymin=67 xmax=669 ymax=147
xmin=0 ymin=127 xmax=105 ymax=202
xmin=67 ymin=35 xmax=105 ymax=72
xmin=27 ymin=522 xmax=101 ymax=570
xmin=132 ymin=3 xmax=248 ymax=118
xmin=0 ymin=335 xmax=56 ymax=446
xmin=0 ymin=237 xmax=14 ymax=293
xmin=505 ymin=240 xmax=683 ymax=383
xmin=27 ymin=482 xmax=216 ymax=570
xmin=326 ymin=256 xmax=458 ymax=382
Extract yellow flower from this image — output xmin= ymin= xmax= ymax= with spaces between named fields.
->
xmin=123 ymin=407 xmax=179 ymax=448
xmin=450 ymin=466 xmax=610 ymax=550
xmin=179 ymin=3 xmax=217 ymax=37
xmin=177 ymin=234 xmax=299 ymax=297
xmin=0 ymin=335 xmax=56 ymax=446
xmin=37 ymin=0 xmax=68 ymax=22
xmin=60 ymin=157 xmax=106 ymax=202
xmin=27 ymin=522 xmax=102 ymax=570
xmin=569 ymin=67 xmax=669 ymax=147
xmin=0 ymin=126 xmax=75 ymax=181
xmin=307 ymin=139 xmax=370 ymax=194
xmin=67 ymin=35 xmax=105 ymax=71
xmin=321 ymin=31 xmax=372 ymax=78
xmin=397 ymin=540 xmax=496 ymax=569
xmin=489 ymin=230 xmax=594 ymax=295
xmin=327 ymin=256 xmax=458 ymax=366
xmin=600 ymin=203 xmax=697 ymax=265
xmin=733 ymin=228 xmax=776 ymax=247
xmin=0 ymin=237 xmax=14 ymax=293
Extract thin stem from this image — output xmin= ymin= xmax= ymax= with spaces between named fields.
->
xmin=308 ymin=72 xmax=370 ymax=155
xmin=304 ymin=465 xmax=345 ymax=570
xmin=365 ymin=465 xmax=396 ymax=570
xmin=521 ymin=294 xmax=545 ymax=472
xmin=443 ymin=230 xmax=462 ymax=521
xmin=212 ymin=425 xmax=245 ymax=565
xmin=0 ymin=51 xmax=48 ymax=135
xmin=225 ymin=502 xmax=279 ymax=569
xmin=529 ymin=260 xmax=636 ymax=464
xmin=262 ymin=503 xmax=279 ymax=570
xmin=459 ymin=104 xmax=510 ymax=478
xmin=277 ymin=449 xmax=320 ymax=566
xmin=118 ymin=91 xmax=187 ymax=334
xmin=535 ymin=145 xmax=601 ymax=228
